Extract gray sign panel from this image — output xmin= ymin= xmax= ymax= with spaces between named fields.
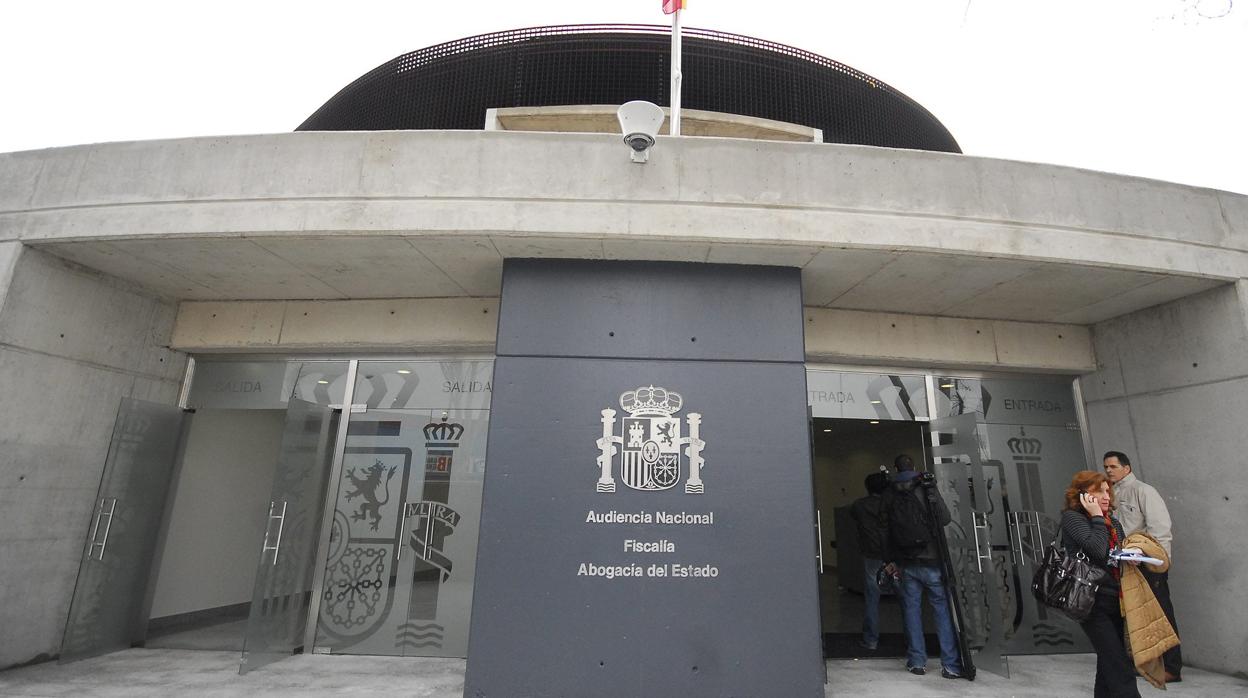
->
xmin=807 ymin=370 xmax=928 ymax=421
xmin=187 ymin=361 xmax=297 ymax=410
xmin=496 ymin=259 xmax=805 ymax=363
xmin=935 ymin=377 xmax=1079 ymax=427
xmin=465 ymin=261 xmax=822 ymax=697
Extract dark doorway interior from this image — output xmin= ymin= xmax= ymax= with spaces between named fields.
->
xmin=812 ymin=417 xmax=942 ymax=659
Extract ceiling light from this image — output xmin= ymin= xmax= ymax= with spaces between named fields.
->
xmin=822 ymin=429 xmax=832 ymax=433
xmin=396 ymin=369 xmax=411 ymax=374
xmin=317 ymin=380 xmax=330 ymax=384
xmin=870 ymin=400 xmax=882 ymax=404
xmin=869 ymin=420 xmax=880 ymax=424
xmin=940 ymin=383 xmax=954 ymax=389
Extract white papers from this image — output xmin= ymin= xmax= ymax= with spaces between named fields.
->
xmin=1111 ymin=550 xmax=1164 ymax=566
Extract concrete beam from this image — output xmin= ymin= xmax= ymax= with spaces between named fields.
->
xmin=173 ymin=298 xmax=1095 ymax=373
xmin=804 ymin=307 xmax=1094 ymax=372
xmin=485 ymin=105 xmax=823 ymax=142
xmin=171 ymin=298 xmax=501 ymax=353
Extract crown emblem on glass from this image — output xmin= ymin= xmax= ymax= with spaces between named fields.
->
xmin=1007 ymin=436 xmax=1042 ymax=455
xmin=620 ymin=385 xmax=683 ymax=417
xmin=424 ymin=414 xmax=464 ymax=444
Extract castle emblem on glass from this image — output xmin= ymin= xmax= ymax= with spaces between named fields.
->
xmin=595 ymin=385 xmax=706 ymax=494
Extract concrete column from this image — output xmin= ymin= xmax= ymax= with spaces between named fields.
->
xmin=1080 ymin=281 xmax=1248 ymax=676
xmin=0 ymin=248 xmax=187 ymax=669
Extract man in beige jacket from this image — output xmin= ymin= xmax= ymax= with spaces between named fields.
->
xmin=1104 ymin=450 xmax=1182 ymax=682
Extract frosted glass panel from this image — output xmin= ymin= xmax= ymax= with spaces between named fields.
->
xmin=313 ymin=360 xmax=491 ymax=658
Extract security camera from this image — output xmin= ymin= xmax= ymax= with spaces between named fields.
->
xmin=625 ymin=132 xmax=654 ymax=153
xmin=617 ymin=100 xmax=665 ymax=163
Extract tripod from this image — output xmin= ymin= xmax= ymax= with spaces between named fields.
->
xmin=920 ymin=479 xmax=977 ymax=681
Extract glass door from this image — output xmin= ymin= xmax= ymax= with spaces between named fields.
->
xmin=60 ymin=398 xmax=186 ymax=662
xmin=926 ymin=373 xmax=1100 ymax=675
xmin=936 ymin=376 xmax=1092 ymax=656
xmin=927 ymin=410 xmax=1010 ymax=679
xmin=311 ymin=359 xmax=491 ymax=657
xmin=986 ymin=421 xmax=1092 ymax=655
xmin=239 ymin=361 xmax=349 ymax=674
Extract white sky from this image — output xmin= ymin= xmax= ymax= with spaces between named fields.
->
xmin=3 ymin=0 xmax=1245 ymax=194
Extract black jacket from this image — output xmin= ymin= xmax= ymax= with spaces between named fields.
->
xmin=881 ymin=476 xmax=952 ymax=564
xmin=1060 ymin=509 xmax=1124 ymax=596
xmin=849 ymin=494 xmax=887 ymax=559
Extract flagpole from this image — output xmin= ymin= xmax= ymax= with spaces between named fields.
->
xmin=670 ymin=8 xmax=682 ymax=136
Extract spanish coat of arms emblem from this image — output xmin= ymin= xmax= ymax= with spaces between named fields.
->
xmin=595 ymin=385 xmax=706 ymax=494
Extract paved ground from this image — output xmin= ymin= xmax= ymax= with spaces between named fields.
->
xmin=1 ymin=649 xmax=1246 ymax=697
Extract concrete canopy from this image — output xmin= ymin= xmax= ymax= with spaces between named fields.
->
xmin=1 ymin=130 xmax=1243 ymax=325
xmin=23 ymin=236 xmax=1224 ymax=327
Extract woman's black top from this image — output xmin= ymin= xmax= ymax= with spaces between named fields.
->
xmin=1060 ymin=509 xmax=1124 ymax=597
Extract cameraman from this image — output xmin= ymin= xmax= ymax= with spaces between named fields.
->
xmin=881 ymin=454 xmax=964 ymax=679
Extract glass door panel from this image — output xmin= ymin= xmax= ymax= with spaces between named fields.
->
xmin=934 ymin=377 xmax=1092 ymax=656
xmin=239 ymin=361 xmax=348 ymax=674
xmin=928 ymin=411 xmax=1010 ymax=679
xmin=60 ymin=399 xmax=185 ymax=662
xmin=313 ymin=359 xmax=491 ymax=658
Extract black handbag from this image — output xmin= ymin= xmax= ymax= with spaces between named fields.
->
xmin=1031 ymin=542 xmax=1108 ymax=622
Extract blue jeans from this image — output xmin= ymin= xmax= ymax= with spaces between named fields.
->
xmin=899 ymin=562 xmax=962 ymax=673
xmin=862 ymin=557 xmax=882 ymax=647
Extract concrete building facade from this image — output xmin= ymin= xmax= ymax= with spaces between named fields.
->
xmin=0 ymin=24 xmax=1245 ymax=688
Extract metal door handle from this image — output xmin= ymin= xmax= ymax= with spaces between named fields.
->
xmin=88 ymin=497 xmax=118 ymax=561
xmin=1018 ymin=513 xmax=1029 ymax=565
xmin=262 ymin=500 xmax=288 ymax=566
xmin=1026 ymin=511 xmax=1045 ymax=563
xmin=815 ymin=510 xmax=824 ymax=574
xmin=1007 ymin=512 xmax=1024 ymax=566
xmin=422 ymin=511 xmax=434 ymax=554
xmin=1007 ymin=511 xmax=1047 ymax=565
xmin=397 ymin=505 xmax=409 ymax=560
xmin=970 ymin=511 xmax=991 ymax=573
xmin=87 ymin=502 xmax=104 ymax=557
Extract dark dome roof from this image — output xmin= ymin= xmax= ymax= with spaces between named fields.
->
xmin=298 ymin=24 xmax=959 ymax=153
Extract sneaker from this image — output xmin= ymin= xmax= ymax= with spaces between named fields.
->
xmin=907 ymin=666 xmax=926 ymax=676
xmin=857 ymin=640 xmax=878 ymax=651
xmin=941 ymin=668 xmax=963 ymax=679
xmin=1164 ymin=672 xmax=1182 ymax=683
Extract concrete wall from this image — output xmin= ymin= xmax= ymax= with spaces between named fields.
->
xmin=0 ymin=242 xmax=20 ymax=313
xmin=148 ymin=409 xmax=283 ymax=619
xmin=1081 ymin=281 xmax=1248 ymax=677
xmin=0 ymin=246 xmax=186 ymax=669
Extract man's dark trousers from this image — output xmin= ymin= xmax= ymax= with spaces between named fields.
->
xmin=1143 ymin=568 xmax=1182 ymax=677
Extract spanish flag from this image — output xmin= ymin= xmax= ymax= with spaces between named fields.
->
xmin=662 ymin=0 xmax=686 ymax=14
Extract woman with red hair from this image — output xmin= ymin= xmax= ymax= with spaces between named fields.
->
xmin=1061 ymin=470 xmax=1140 ymax=697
